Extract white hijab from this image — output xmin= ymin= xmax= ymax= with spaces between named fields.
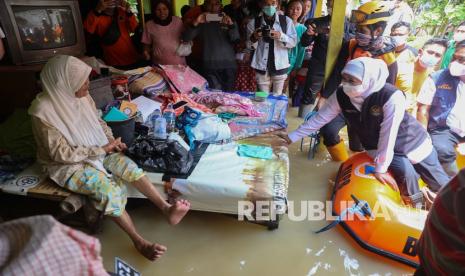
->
xmin=342 ymin=57 xmax=389 ymax=110
xmin=29 ymin=55 xmax=109 ymax=171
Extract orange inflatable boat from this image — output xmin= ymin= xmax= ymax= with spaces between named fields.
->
xmin=329 ymin=151 xmax=465 ymax=267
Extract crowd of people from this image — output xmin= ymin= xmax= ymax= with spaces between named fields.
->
xmin=16 ymin=0 xmax=465 ymax=273
xmin=277 ymin=2 xmax=465 ymax=275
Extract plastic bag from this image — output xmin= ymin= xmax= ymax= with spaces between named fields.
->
xmin=189 ymin=115 xmax=231 ymax=144
xmin=176 ymin=42 xmax=193 ymax=57
xmin=127 ymin=137 xmax=194 ymax=174
xmin=177 ymin=107 xmax=231 ymax=148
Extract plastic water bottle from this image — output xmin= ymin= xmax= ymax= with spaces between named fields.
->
xmin=149 ymin=109 xmax=162 ymax=131
xmin=153 ymin=116 xmax=167 ymax=139
xmin=163 ymin=103 xmax=176 ymax=133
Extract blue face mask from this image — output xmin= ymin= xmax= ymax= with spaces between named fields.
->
xmin=262 ymin=5 xmax=277 ymax=17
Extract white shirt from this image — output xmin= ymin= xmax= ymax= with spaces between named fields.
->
xmin=246 ymin=14 xmax=297 ymax=72
xmin=289 ymin=90 xmax=433 ymax=173
xmin=0 ymin=27 xmax=5 ymax=39
xmin=417 ymin=77 xmax=465 ymax=137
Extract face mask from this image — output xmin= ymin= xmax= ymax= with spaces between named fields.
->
xmin=449 ymin=61 xmax=465 ymax=77
xmin=262 ymin=5 xmax=277 ymax=17
xmin=342 ymin=82 xmax=366 ymax=98
xmin=453 ymin=32 xmax=465 ymax=43
xmin=356 ymin=32 xmax=384 ymax=51
xmin=392 ymin=35 xmax=408 ymax=47
xmin=419 ymin=53 xmax=440 ymax=68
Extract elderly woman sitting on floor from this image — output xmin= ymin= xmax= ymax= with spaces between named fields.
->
xmin=28 ymin=55 xmax=190 ymax=261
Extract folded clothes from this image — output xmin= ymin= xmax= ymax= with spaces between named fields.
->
xmin=228 ymin=94 xmax=288 ymax=140
xmin=218 ymin=112 xmax=238 ymax=121
xmin=188 ymin=91 xmax=262 ymax=117
xmin=0 ymin=171 xmax=15 ymax=185
xmin=0 ymin=155 xmax=34 ymax=184
xmin=237 ymin=144 xmax=273 ymax=160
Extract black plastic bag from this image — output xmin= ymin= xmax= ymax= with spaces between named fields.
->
xmin=127 ymin=136 xmax=194 ymax=175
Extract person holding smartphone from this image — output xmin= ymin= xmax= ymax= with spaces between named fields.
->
xmin=182 ymin=0 xmax=240 ymax=92
xmin=84 ymin=0 xmax=143 ymax=69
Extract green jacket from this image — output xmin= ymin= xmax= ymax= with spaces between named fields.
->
xmin=288 ymin=23 xmax=307 ymax=73
xmin=440 ymin=40 xmax=456 ymax=69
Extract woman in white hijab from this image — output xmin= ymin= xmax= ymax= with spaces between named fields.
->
xmin=282 ymin=57 xmax=450 ymax=208
xmin=29 ymin=55 xmax=190 ymax=261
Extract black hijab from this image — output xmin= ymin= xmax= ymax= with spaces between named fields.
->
xmin=151 ymin=0 xmax=173 ymax=26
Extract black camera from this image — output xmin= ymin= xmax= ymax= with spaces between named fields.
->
xmin=305 ymin=17 xmax=330 ymax=34
xmin=260 ymin=25 xmax=271 ymax=38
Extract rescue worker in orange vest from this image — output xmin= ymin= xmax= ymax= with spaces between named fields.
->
xmin=315 ymin=1 xmax=398 ymax=162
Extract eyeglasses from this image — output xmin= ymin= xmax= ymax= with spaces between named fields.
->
xmin=425 ymin=49 xmax=443 ymax=58
xmin=453 ymin=54 xmax=465 ymax=64
xmin=349 ymin=10 xmax=391 ymax=24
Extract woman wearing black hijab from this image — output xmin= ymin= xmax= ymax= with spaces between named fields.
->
xmin=141 ymin=0 xmax=186 ymax=65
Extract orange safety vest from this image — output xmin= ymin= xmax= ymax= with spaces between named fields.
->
xmin=347 ymin=39 xmax=396 ymax=67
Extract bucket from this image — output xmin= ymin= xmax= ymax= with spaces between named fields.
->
xmin=106 ymin=116 xmax=136 ymax=146
xmin=111 ymin=75 xmax=130 ymax=100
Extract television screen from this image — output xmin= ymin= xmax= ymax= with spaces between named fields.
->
xmin=12 ymin=5 xmax=77 ymax=51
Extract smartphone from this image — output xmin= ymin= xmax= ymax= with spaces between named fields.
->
xmin=314 ymin=25 xmax=330 ymax=34
xmin=206 ymin=13 xmax=223 ymax=22
xmin=173 ymin=100 xmax=188 ymax=110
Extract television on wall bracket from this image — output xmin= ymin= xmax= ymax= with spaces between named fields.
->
xmin=0 ymin=0 xmax=86 ymax=65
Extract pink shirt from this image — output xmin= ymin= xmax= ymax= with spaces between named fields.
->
xmin=141 ymin=16 xmax=186 ymax=65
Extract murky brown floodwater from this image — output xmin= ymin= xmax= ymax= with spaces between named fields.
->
xmin=96 ymin=108 xmax=414 ymax=275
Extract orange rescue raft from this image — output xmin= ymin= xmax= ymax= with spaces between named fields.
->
xmin=332 ymin=151 xmax=465 ymax=267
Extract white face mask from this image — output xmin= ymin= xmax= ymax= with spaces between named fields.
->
xmin=419 ymin=53 xmax=441 ymax=68
xmin=342 ymin=82 xmax=366 ymax=98
xmin=449 ymin=61 xmax=465 ymax=77
xmin=392 ymin=35 xmax=408 ymax=47
xmin=453 ymin=32 xmax=465 ymax=43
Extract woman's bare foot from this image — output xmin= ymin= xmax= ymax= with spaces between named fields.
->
xmin=134 ymin=239 xmax=167 ymax=261
xmin=163 ymin=199 xmax=190 ymax=225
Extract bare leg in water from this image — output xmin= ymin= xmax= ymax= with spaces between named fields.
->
xmin=112 ymin=211 xmax=167 ymax=261
xmin=132 ymin=176 xmax=190 ymax=225
xmin=112 ymin=176 xmax=190 ymax=261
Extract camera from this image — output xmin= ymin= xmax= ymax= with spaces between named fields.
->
xmin=260 ymin=25 xmax=271 ymax=39
xmin=305 ymin=17 xmax=330 ymax=34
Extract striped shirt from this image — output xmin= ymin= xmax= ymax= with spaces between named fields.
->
xmin=417 ymin=170 xmax=465 ymax=275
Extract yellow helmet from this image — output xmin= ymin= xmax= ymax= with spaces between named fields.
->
xmin=350 ymin=1 xmax=392 ymax=26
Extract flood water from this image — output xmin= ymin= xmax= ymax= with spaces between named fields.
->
xmin=96 ymin=108 xmax=414 ymax=275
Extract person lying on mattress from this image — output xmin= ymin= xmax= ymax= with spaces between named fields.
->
xmin=28 ymin=55 xmax=190 ymax=261
xmin=281 ymin=57 xmax=450 ymax=208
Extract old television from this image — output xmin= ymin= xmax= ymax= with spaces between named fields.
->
xmin=0 ymin=0 xmax=86 ymax=65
